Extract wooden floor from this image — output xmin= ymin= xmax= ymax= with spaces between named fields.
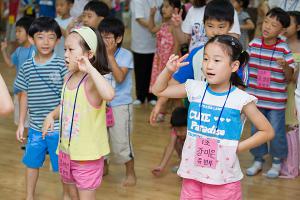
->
xmin=1 ymin=35 xmax=300 ymax=200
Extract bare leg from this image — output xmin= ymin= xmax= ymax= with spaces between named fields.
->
xmin=122 ymin=159 xmax=136 ymax=187
xmin=67 ymin=183 xmax=79 ymax=200
xmin=78 ymin=189 xmax=96 ymax=200
xmin=26 ymin=168 xmax=39 ymax=200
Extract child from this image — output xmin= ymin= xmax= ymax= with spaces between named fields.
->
xmin=0 ymin=74 xmax=14 ymax=116
xmin=14 ymin=17 xmax=67 ymax=200
xmin=230 ymin=0 xmax=255 ymax=50
xmin=1 ymin=16 xmax=35 ymax=128
xmin=150 ymin=0 xmax=248 ymax=124
xmin=246 ymin=8 xmax=295 ymax=178
xmin=285 ymin=11 xmax=300 ymax=129
xmin=43 ymin=26 xmax=114 ymax=200
xmin=82 ymin=0 xmax=110 ymax=28
xmin=130 ymin=0 xmax=163 ymax=105
xmin=152 ymin=107 xmax=187 ymax=176
xmin=55 ymin=0 xmax=74 ymax=58
xmin=171 ymin=0 xmax=241 ymax=52
xmin=98 ymin=17 xmax=136 ymax=186
xmin=152 ymin=35 xmax=274 ymax=200
xmin=148 ymin=0 xmax=182 ymax=92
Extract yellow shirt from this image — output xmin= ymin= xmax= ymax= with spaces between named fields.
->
xmin=59 ymin=78 xmax=110 ymax=160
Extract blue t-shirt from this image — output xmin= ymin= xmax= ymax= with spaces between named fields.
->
xmin=110 ymin=48 xmax=134 ymax=107
xmin=11 ymin=45 xmax=36 ymax=94
xmin=15 ymin=53 xmax=68 ymax=131
xmin=173 ymin=46 xmax=248 ymax=86
xmin=37 ymin=0 xmax=56 ymax=18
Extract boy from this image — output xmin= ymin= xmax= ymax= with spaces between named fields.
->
xmin=1 ymin=16 xmax=35 ymax=130
xmin=150 ymin=0 xmax=245 ymax=123
xmin=246 ymin=7 xmax=295 ymax=179
xmin=82 ymin=0 xmax=110 ymax=28
xmin=14 ymin=17 xmax=68 ymax=200
xmin=98 ymin=17 xmax=136 ymax=187
xmin=55 ymin=0 xmax=74 ymax=58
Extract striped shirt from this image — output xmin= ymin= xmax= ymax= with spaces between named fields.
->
xmin=246 ymin=37 xmax=295 ymax=110
xmin=15 ymin=54 xmax=68 ymax=131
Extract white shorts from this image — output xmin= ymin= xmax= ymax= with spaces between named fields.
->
xmin=14 ymin=95 xmax=29 ymax=128
xmin=108 ymin=104 xmax=134 ymax=164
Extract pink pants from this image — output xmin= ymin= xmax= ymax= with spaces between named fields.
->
xmin=180 ymin=178 xmax=242 ymax=200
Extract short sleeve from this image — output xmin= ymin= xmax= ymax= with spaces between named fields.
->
xmin=242 ymin=93 xmax=257 ymax=107
xmin=15 ymin=64 xmax=28 ymax=92
xmin=185 ymin=79 xmax=206 ymax=102
xmin=173 ymin=53 xmax=194 ymax=83
xmin=11 ymin=48 xmax=18 ymax=66
xmin=60 ymin=65 xmax=68 ymax=79
xmin=181 ymin=7 xmax=193 ymax=34
xmin=118 ymin=49 xmax=134 ymax=69
xmin=134 ymin=0 xmax=146 ymax=19
xmin=229 ymin=10 xmax=241 ymax=35
xmin=283 ymin=44 xmax=296 ymax=69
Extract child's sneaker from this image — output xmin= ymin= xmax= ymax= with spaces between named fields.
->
xmin=266 ymin=163 xmax=281 ymax=178
xmin=133 ymin=99 xmax=142 ymax=105
xmin=149 ymin=100 xmax=157 ymax=106
xmin=246 ymin=161 xmax=263 ymax=176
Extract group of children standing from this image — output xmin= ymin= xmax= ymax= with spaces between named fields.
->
xmin=0 ymin=0 xmax=300 ymax=200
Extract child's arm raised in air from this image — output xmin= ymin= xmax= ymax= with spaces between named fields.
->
xmin=1 ymin=39 xmax=14 ymax=67
xmin=237 ymin=102 xmax=274 ymax=153
xmin=78 ymin=56 xmax=115 ymax=102
xmin=152 ymin=54 xmax=189 ymax=99
xmin=0 ymin=74 xmax=13 ymax=115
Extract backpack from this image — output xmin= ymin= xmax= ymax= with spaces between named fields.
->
xmin=280 ymin=127 xmax=299 ymax=178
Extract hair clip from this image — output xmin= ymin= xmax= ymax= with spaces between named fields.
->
xmin=231 ymin=41 xmax=235 ymax=46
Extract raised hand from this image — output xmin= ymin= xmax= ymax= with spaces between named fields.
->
xmin=171 ymin=8 xmax=183 ymax=27
xmin=150 ymin=7 xmax=157 ymax=17
xmin=166 ymin=54 xmax=189 ymax=73
xmin=77 ymin=56 xmax=93 ymax=74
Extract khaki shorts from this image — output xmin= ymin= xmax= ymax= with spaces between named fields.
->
xmin=14 ymin=95 xmax=29 ymax=127
xmin=108 ymin=104 xmax=134 ymax=164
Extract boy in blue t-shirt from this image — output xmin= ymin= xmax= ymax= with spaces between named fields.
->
xmin=14 ymin=17 xmax=68 ymax=200
xmin=36 ymin=0 xmax=56 ymax=18
xmin=150 ymin=0 xmax=248 ymax=124
xmin=98 ymin=17 xmax=136 ymax=187
xmin=1 ymin=16 xmax=35 ymax=128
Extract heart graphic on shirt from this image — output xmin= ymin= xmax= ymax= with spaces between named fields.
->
xmin=226 ymin=118 xmax=231 ymax=123
xmin=214 ymin=117 xmax=219 ymax=121
xmin=220 ymin=118 xmax=225 ymax=122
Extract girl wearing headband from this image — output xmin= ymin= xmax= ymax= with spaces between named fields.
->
xmin=152 ymin=35 xmax=274 ymax=199
xmin=42 ymin=26 xmax=114 ymax=200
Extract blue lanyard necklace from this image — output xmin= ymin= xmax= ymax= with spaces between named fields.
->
xmin=114 ymin=48 xmax=120 ymax=57
xmin=59 ymin=73 xmax=88 ymax=147
xmin=259 ymin=38 xmax=278 ymax=68
xmin=199 ymin=83 xmax=231 ymax=132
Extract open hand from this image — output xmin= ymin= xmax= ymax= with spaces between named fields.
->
xmin=104 ymin=38 xmax=117 ymax=57
xmin=77 ymin=56 xmax=93 ymax=73
xmin=166 ymin=54 xmax=189 ymax=73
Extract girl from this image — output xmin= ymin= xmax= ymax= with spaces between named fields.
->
xmin=152 ymin=35 xmax=274 ymax=199
xmin=42 ymin=26 xmax=114 ymax=200
xmin=148 ymin=0 xmax=184 ymax=121
xmin=0 ymin=73 xmax=14 ymax=116
xmin=285 ymin=11 xmax=300 ymax=130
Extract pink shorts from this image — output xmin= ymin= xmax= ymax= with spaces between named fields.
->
xmin=180 ymin=178 xmax=242 ymax=200
xmin=61 ymin=155 xmax=104 ymax=190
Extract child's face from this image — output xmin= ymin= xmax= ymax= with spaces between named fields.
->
xmin=204 ymin=19 xmax=232 ymax=38
xmin=202 ymin=42 xmax=238 ymax=85
xmin=262 ymin=15 xmax=284 ymax=40
xmin=64 ymin=33 xmax=89 ymax=71
xmin=101 ymin=32 xmax=122 ymax=49
xmin=284 ymin=16 xmax=300 ymax=39
xmin=15 ymin=27 xmax=28 ymax=45
xmin=82 ymin=10 xmax=103 ymax=28
xmin=56 ymin=0 xmax=72 ymax=17
xmin=162 ymin=0 xmax=174 ymax=19
xmin=30 ymin=31 xmax=59 ymax=56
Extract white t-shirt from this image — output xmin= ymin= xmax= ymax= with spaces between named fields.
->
xmin=269 ymin=0 xmax=300 ymax=11
xmin=130 ymin=0 xmax=163 ymax=54
xmin=181 ymin=6 xmax=241 ymax=51
xmin=70 ymin=0 xmax=89 ymax=18
xmin=177 ymin=80 xmax=257 ymax=185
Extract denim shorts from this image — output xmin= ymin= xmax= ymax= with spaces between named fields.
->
xmin=23 ymin=128 xmax=59 ymax=172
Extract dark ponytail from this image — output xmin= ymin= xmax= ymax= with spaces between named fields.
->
xmin=204 ymin=35 xmax=249 ymax=88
